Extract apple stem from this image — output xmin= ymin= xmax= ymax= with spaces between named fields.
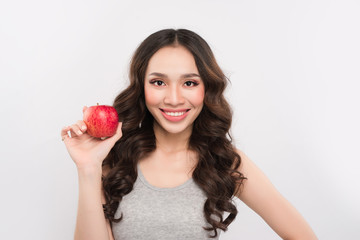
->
xmin=97 ymin=103 xmax=99 ymax=106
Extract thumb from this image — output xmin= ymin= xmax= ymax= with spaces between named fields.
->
xmin=106 ymin=122 xmax=123 ymax=144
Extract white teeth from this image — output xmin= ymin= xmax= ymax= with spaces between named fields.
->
xmin=164 ymin=111 xmax=186 ymax=117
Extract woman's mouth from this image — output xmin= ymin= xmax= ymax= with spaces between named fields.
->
xmin=160 ymin=108 xmax=190 ymax=122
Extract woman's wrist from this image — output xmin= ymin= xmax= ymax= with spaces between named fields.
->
xmin=76 ymin=162 xmax=103 ymax=178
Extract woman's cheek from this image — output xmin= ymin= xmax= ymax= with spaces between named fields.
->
xmin=145 ymin=87 xmax=161 ymax=106
xmin=190 ymin=87 xmax=205 ymax=106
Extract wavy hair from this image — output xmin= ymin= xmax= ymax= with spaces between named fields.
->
xmin=102 ymin=29 xmax=245 ymax=238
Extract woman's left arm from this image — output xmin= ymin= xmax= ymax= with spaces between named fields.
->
xmin=235 ymin=149 xmax=318 ymax=240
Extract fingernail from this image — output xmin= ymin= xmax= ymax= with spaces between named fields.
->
xmin=82 ymin=125 xmax=86 ymax=130
xmin=78 ymin=130 xmax=82 ymax=135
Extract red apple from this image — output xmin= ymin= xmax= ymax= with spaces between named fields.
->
xmin=83 ymin=104 xmax=119 ymax=138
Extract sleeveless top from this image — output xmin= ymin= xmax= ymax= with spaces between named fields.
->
xmin=112 ymin=164 xmax=221 ymax=240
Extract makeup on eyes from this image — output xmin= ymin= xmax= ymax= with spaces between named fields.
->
xmin=184 ymin=80 xmax=199 ymax=87
xmin=149 ymin=79 xmax=200 ymax=87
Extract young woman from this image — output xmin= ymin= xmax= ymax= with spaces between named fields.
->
xmin=61 ymin=29 xmax=317 ymax=240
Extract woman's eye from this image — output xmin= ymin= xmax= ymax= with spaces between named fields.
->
xmin=151 ymin=80 xmax=165 ymax=86
xmin=184 ymin=81 xmax=199 ymax=87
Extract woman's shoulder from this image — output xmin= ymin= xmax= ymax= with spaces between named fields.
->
xmin=231 ymin=148 xmax=251 ymax=172
xmin=232 ymin=148 xmax=276 ymax=200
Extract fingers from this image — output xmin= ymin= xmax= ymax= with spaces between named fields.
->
xmin=61 ymin=106 xmax=88 ymax=142
xmin=76 ymin=120 xmax=87 ymax=134
xmin=61 ymin=120 xmax=88 ymax=141
xmin=61 ymin=126 xmax=71 ymax=141
xmin=61 ymin=120 xmax=121 ymax=143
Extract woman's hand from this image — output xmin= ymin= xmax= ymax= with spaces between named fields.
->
xmin=61 ymin=106 xmax=123 ymax=170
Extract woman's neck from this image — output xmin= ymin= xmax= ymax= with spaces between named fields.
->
xmin=153 ymin=122 xmax=192 ymax=154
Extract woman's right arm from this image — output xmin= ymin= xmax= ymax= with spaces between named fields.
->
xmin=61 ymin=107 xmax=122 ymax=240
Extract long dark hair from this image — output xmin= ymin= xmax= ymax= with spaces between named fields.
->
xmin=102 ymin=29 xmax=245 ymax=238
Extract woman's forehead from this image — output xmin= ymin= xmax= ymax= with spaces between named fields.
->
xmin=145 ymin=46 xmax=199 ymax=77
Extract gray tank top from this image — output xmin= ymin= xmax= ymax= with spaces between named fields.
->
xmin=112 ymin=164 xmax=221 ymax=240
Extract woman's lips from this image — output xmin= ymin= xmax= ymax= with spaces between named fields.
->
xmin=160 ymin=108 xmax=190 ymax=122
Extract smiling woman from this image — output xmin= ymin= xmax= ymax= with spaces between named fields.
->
xmin=61 ymin=28 xmax=317 ymax=240
xmin=103 ymin=29 xmax=242 ymax=239
xmin=144 ymin=46 xmax=205 ymax=135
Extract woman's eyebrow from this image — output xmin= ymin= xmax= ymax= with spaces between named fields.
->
xmin=148 ymin=72 xmax=201 ymax=78
xmin=182 ymin=73 xmax=201 ymax=78
xmin=148 ymin=72 xmax=167 ymax=78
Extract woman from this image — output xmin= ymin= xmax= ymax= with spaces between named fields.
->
xmin=61 ymin=29 xmax=317 ymax=240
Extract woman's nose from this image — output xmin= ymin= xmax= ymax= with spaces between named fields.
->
xmin=164 ymin=85 xmax=185 ymax=105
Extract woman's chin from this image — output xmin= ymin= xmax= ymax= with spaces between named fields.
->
xmin=155 ymin=122 xmax=193 ymax=136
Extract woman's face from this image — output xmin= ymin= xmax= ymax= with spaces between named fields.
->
xmin=144 ymin=45 xmax=205 ymax=135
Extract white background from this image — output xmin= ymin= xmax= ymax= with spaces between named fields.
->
xmin=1 ymin=0 xmax=359 ymax=239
